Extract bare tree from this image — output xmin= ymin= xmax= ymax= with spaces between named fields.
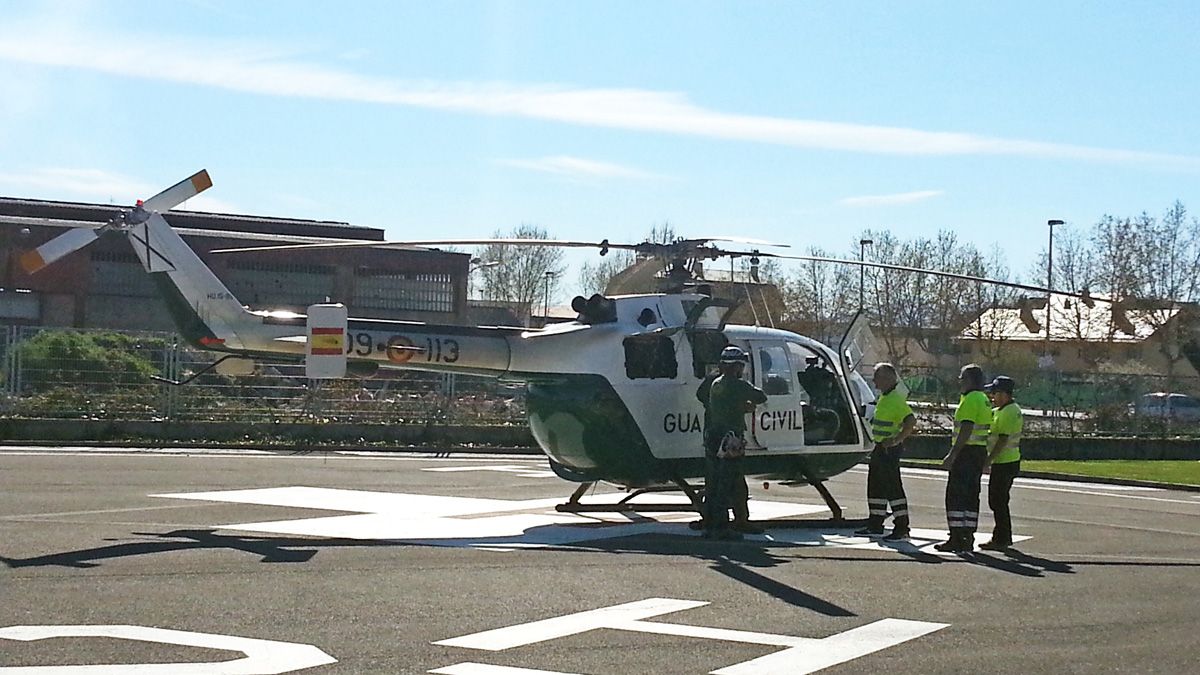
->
xmin=1106 ymin=202 xmax=1200 ymax=388
xmin=861 ymin=230 xmax=1002 ymax=366
xmin=777 ymin=246 xmax=856 ymax=346
xmin=476 ymin=224 xmax=566 ymax=326
xmin=578 ymin=250 xmax=634 ymax=296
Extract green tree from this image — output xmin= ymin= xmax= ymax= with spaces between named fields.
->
xmin=17 ymin=330 xmax=160 ymax=392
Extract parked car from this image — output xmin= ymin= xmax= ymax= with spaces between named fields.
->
xmin=1130 ymin=392 xmax=1200 ymax=421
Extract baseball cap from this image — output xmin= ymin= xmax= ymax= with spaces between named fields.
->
xmin=985 ymin=376 xmax=1016 ymax=394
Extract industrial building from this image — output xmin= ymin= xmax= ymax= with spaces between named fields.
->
xmin=0 ymin=197 xmax=476 ymax=331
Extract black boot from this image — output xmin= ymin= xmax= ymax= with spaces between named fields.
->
xmin=935 ymin=529 xmax=971 ymax=552
xmin=856 ymin=517 xmax=885 ymax=536
xmin=884 ymin=516 xmax=910 ymax=541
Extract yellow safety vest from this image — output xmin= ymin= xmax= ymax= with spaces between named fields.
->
xmin=955 ymin=390 xmax=992 ymax=446
xmin=990 ymin=402 xmax=1023 ymax=464
xmin=871 ymin=388 xmax=913 ymax=443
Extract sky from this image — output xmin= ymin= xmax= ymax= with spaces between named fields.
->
xmin=2 ymin=0 xmax=1199 ymax=301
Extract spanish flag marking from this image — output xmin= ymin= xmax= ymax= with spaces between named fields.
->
xmin=310 ymin=327 xmax=344 ymax=355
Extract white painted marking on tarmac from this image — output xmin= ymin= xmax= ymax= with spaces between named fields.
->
xmin=437 ymin=598 xmax=708 ymax=651
xmin=424 ymin=465 xmax=558 ymax=478
xmin=885 ymin=466 xmax=1157 ymax=491
xmin=849 ymin=467 xmax=1200 ymax=506
xmin=712 ymin=618 xmax=948 ymax=675
xmin=0 ymin=625 xmax=336 ymax=674
xmin=0 ymin=504 xmax=204 ymax=521
xmin=435 ymin=598 xmax=948 ymax=675
xmin=431 ymin=665 xmax=579 ymax=675
xmin=153 ymin=488 xmax=825 ymax=551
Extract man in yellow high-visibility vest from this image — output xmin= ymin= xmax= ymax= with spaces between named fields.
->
xmin=982 ymin=375 xmax=1023 ymax=551
xmin=856 ymin=362 xmax=917 ymax=541
xmin=936 ymin=363 xmax=992 ymax=553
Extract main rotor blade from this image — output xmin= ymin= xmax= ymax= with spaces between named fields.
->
xmin=210 ymin=238 xmax=646 ymax=255
xmin=19 ymin=227 xmax=100 ymax=274
xmin=686 ymin=236 xmax=789 ymax=248
xmin=141 ymin=170 xmax=213 ymax=212
xmin=762 ymin=252 xmax=1112 ymax=302
xmin=212 ymin=235 xmax=792 ymax=256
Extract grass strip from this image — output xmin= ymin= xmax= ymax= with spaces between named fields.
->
xmin=907 ymin=459 xmax=1200 ymax=487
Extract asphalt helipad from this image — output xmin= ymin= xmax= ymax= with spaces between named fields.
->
xmin=2 ymin=447 xmax=1199 ymax=673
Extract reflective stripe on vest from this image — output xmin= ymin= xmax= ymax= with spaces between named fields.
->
xmin=955 ymin=419 xmax=991 ymax=446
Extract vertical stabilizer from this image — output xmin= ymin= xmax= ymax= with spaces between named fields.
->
xmin=128 ymin=213 xmax=251 ymax=349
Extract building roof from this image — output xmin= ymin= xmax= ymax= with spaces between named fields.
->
xmin=959 ymin=294 xmax=1181 ymax=344
xmin=0 ymin=196 xmax=383 ymax=241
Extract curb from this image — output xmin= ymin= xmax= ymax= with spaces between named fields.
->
xmin=0 ymin=441 xmax=541 ymax=455
xmin=899 ymin=459 xmax=1200 ymax=493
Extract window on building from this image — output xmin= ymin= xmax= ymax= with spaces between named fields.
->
xmin=0 ymin=289 xmax=39 ymax=320
xmin=224 ymin=261 xmax=335 ymax=307
xmin=89 ymin=251 xmax=156 ymax=297
xmin=354 ymin=269 xmax=454 ymax=313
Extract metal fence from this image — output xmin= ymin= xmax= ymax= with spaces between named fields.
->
xmin=2 ymin=325 xmax=1197 ymax=437
xmin=897 ymin=363 xmax=1200 ymax=437
xmin=0 ymin=325 xmax=527 ymax=425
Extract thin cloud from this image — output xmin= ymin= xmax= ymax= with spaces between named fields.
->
xmin=495 ymin=156 xmax=669 ymax=181
xmin=1 ymin=29 xmax=1198 ymax=169
xmin=0 ymin=168 xmax=239 ymax=213
xmin=839 ymin=190 xmax=945 ymax=207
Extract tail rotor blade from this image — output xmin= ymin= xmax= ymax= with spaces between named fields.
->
xmin=141 ymin=170 xmax=212 ymax=212
xmin=19 ymin=227 xmax=100 ymax=274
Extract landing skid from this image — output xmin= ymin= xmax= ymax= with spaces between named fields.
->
xmin=555 ymin=476 xmax=703 ymax=514
xmin=554 ymin=473 xmax=853 ymax=529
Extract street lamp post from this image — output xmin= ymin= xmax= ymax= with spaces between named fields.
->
xmin=542 ymin=270 xmax=557 ymax=327
xmin=858 ymin=238 xmax=874 ymax=310
xmin=467 ymin=257 xmax=500 ymax=299
xmin=1046 ymin=220 xmax=1064 ymax=355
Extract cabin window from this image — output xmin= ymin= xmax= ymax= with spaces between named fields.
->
xmin=756 ymin=344 xmax=792 ymax=396
xmin=623 ymin=336 xmax=678 ymax=380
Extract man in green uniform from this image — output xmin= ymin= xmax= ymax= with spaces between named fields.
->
xmin=700 ymin=345 xmax=767 ymax=540
xmin=982 ymin=375 xmax=1022 ymax=551
xmin=856 ymin=362 xmax=917 ymax=540
xmin=696 ymin=364 xmax=762 ymax=534
xmin=936 ymin=363 xmax=992 ymax=553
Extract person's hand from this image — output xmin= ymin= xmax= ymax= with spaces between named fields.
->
xmin=982 ymin=462 xmax=992 ymax=474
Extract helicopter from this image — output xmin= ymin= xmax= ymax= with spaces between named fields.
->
xmin=19 ymin=170 xmax=1092 ymax=519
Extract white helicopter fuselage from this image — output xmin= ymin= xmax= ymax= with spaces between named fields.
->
xmin=114 ymin=206 xmax=874 ymax=486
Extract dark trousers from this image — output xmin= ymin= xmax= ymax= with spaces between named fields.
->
xmin=946 ymin=445 xmax=986 ymax=540
xmin=703 ymin=454 xmax=743 ymax=531
xmin=702 ymin=431 xmax=745 ymax=531
xmin=866 ymin=444 xmax=908 ymax=529
xmin=988 ymin=460 xmax=1021 ymax=544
